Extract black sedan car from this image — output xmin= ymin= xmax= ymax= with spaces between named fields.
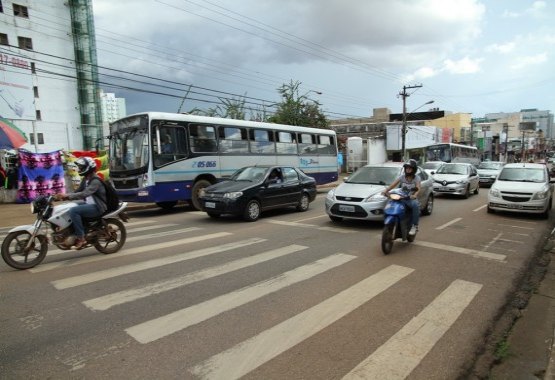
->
xmin=199 ymin=165 xmax=317 ymax=221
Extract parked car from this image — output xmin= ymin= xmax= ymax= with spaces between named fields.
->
xmin=198 ymin=165 xmax=317 ymax=222
xmin=487 ymin=163 xmax=554 ymax=218
xmin=324 ymin=162 xmax=434 ymax=222
xmin=422 ymin=161 xmax=445 ymax=176
xmin=477 ymin=161 xmax=505 ymax=187
xmin=432 ymin=162 xmax=480 ymax=198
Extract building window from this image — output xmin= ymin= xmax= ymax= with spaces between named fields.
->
xmin=13 ymin=4 xmax=29 ymax=18
xmin=33 ymin=86 xmax=39 ymax=98
xmin=35 ymin=110 xmax=41 ymax=120
xmin=30 ymin=133 xmax=44 ymax=145
xmin=17 ymin=36 xmax=33 ymax=50
xmin=0 ymin=33 xmax=7 ymax=46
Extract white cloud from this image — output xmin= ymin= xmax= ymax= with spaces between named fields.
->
xmin=509 ymin=53 xmax=548 ymax=70
xmin=443 ymin=57 xmax=482 ymax=74
xmin=485 ymin=41 xmax=516 ymax=54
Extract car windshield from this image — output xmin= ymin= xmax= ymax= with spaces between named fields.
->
xmin=497 ymin=168 xmax=546 ymax=182
xmin=436 ymin=164 xmax=468 ymax=175
xmin=231 ymin=166 xmax=269 ymax=182
xmin=423 ymin=162 xmax=443 ymax=170
xmin=346 ymin=166 xmax=400 ymax=185
xmin=478 ymin=162 xmax=503 ymax=170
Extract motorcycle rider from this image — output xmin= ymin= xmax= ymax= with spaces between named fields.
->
xmin=382 ymin=159 xmax=421 ymax=235
xmin=54 ymin=157 xmax=107 ymax=249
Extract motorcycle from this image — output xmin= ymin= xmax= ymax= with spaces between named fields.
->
xmin=1 ymin=195 xmax=129 ymax=270
xmin=381 ymin=188 xmax=416 ymax=255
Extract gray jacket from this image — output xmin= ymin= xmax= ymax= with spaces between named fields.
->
xmin=67 ymin=175 xmax=108 ymax=214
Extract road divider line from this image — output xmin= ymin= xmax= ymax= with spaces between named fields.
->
xmin=29 ymin=232 xmax=232 ymax=273
xmin=435 ymin=218 xmax=462 ymax=230
xmin=473 ymin=204 xmax=487 ymax=212
xmin=189 ymin=265 xmax=414 ymax=379
xmin=54 ymin=238 xmax=267 ymax=290
xmin=412 ymin=240 xmax=506 ymax=261
xmin=126 ymin=223 xmax=179 ymax=233
xmin=84 ymin=242 xmax=304 ymax=311
xmin=267 ymin=219 xmax=355 ymax=233
xmin=343 ymin=279 xmax=482 ymax=379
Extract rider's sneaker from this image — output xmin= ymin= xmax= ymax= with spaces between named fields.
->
xmin=409 ymin=225 xmax=418 ymax=236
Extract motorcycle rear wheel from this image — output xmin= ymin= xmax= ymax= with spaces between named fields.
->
xmin=94 ymin=218 xmax=126 ymax=254
xmin=1 ymin=231 xmax=48 ymax=269
xmin=381 ymin=224 xmax=394 ymax=255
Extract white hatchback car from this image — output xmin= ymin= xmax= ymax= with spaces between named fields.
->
xmin=487 ymin=163 xmax=554 ymax=218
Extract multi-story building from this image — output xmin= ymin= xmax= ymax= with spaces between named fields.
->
xmin=0 ymin=0 xmax=102 ymax=152
xmin=100 ymin=90 xmax=126 ymax=123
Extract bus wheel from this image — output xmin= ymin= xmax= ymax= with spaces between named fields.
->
xmin=156 ymin=201 xmax=177 ymax=210
xmin=192 ymin=179 xmax=212 ymax=210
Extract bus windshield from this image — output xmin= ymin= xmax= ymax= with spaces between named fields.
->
xmin=109 ymin=128 xmax=149 ymax=171
xmin=426 ymin=144 xmax=451 ymax=162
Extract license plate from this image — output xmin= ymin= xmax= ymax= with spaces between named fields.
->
xmin=508 ymin=204 xmax=522 ymax=209
xmin=339 ymin=205 xmax=355 ymax=212
xmin=479 ymin=178 xmax=488 ymax=182
xmin=205 ymin=202 xmax=216 ymax=209
xmin=439 ymin=187 xmax=450 ymax=191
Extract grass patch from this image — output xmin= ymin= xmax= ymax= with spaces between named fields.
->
xmin=494 ymin=339 xmax=510 ymax=363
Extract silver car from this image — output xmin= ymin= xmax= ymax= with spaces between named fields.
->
xmin=432 ymin=162 xmax=480 ymax=198
xmin=325 ymin=162 xmax=434 ymax=222
xmin=477 ymin=161 xmax=505 ymax=187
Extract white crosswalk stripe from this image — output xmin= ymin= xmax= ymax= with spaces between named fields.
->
xmin=55 ymin=238 xmax=267 ymax=290
xmin=126 ymin=252 xmax=357 ymax=344
xmin=189 ymin=265 xmax=414 ymax=379
xmin=343 ymin=279 xmax=482 ymax=379
xmin=29 ymin=232 xmax=232 ymax=273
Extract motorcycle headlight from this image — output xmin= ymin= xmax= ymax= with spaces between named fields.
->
xmin=30 ymin=202 xmax=36 ymax=214
xmin=489 ymin=188 xmax=500 ymax=198
xmin=224 ymin=191 xmax=243 ymax=199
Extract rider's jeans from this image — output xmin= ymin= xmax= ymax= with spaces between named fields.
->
xmin=69 ymin=203 xmax=101 ymax=238
xmin=402 ymin=199 xmax=420 ymax=227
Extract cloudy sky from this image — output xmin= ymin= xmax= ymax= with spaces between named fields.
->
xmin=91 ymin=0 xmax=555 ymax=120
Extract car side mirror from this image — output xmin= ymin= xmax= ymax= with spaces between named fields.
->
xmin=430 ymin=171 xmax=435 ymax=175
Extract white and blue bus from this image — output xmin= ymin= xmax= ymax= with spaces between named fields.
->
xmin=108 ymin=112 xmax=339 ymax=209
xmin=425 ymin=143 xmax=480 ymax=166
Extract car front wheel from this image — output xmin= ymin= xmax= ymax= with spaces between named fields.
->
xmin=243 ymin=199 xmax=261 ymax=222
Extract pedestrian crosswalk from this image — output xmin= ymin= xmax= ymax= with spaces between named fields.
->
xmin=4 ymin=218 xmax=488 ymax=378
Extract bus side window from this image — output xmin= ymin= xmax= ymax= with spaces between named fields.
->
xmin=318 ymin=135 xmax=335 ymax=155
xmin=219 ymin=126 xmax=248 ymax=153
xmin=250 ymin=129 xmax=275 ymax=154
xmin=276 ymin=131 xmax=296 ymax=154
xmin=298 ymin=133 xmax=316 ymax=154
xmin=190 ymin=124 xmax=217 ymax=153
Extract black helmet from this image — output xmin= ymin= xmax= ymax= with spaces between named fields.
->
xmin=75 ymin=156 xmax=96 ymax=176
xmin=403 ymin=159 xmax=417 ymax=171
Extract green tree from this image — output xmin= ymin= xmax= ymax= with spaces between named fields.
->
xmin=268 ymin=80 xmax=329 ymax=129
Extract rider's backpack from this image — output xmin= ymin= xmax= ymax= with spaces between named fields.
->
xmin=94 ymin=177 xmax=120 ymax=213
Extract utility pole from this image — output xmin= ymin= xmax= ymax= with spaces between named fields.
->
xmin=399 ymin=84 xmax=422 ymax=161
xmin=503 ymin=124 xmax=509 ymax=163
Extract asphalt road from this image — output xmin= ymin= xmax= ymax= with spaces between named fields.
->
xmin=0 ymin=190 xmax=551 ymax=379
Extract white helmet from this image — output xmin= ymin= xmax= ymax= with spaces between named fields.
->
xmin=75 ymin=156 xmax=96 ymax=176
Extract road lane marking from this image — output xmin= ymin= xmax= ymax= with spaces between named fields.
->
xmin=473 ymin=204 xmax=487 ymax=212
xmin=84 ymin=242 xmax=305 ymax=311
xmin=482 ymin=232 xmax=503 ymax=252
xmin=47 ymin=227 xmax=200 ymax=257
xmin=126 ymin=223 xmax=179 ymax=233
xmin=293 ymin=215 xmax=328 ymax=222
xmin=343 ymin=279 xmax=482 ymax=379
xmin=412 ymin=240 xmax=506 ymax=261
xmin=435 ymin=218 xmax=462 ymax=230
xmin=29 ymin=232 xmax=232 ymax=273
xmin=267 ymin=220 xmax=355 ymax=233
xmin=189 ymin=265 xmax=414 ymax=379
xmin=54 ymin=238 xmax=267 ymax=290
xmin=497 ymin=223 xmax=534 ymax=230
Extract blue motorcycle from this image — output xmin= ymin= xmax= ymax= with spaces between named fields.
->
xmin=381 ymin=188 xmax=416 ymax=254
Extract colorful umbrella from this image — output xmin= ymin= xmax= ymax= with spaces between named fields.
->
xmin=0 ymin=117 xmax=27 ymax=149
